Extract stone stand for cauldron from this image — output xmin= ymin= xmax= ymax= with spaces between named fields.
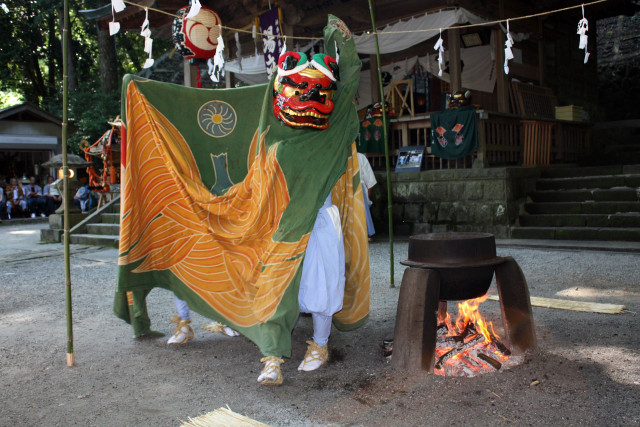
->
xmin=392 ymin=232 xmax=537 ymax=372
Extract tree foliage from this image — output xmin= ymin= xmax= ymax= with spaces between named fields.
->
xmin=0 ymin=0 xmax=171 ymax=151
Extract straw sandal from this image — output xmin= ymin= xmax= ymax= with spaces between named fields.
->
xmin=257 ymin=356 xmax=284 ymax=386
xmin=202 ymin=321 xmax=240 ymax=337
xmin=167 ymin=315 xmax=194 ymax=345
xmin=297 ymin=340 xmax=328 ymax=372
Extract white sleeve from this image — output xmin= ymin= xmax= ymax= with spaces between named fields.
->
xmin=357 ymin=153 xmax=377 ymax=190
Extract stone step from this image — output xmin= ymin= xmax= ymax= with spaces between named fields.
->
xmin=86 ymin=223 xmax=120 ymax=235
xmin=530 ymin=188 xmax=639 ymax=203
xmin=604 ymin=144 xmax=640 ymax=154
xmin=524 ymin=201 xmax=640 ymax=215
xmin=511 ymin=226 xmax=640 ymax=241
xmin=519 ymin=213 xmax=640 ymax=228
xmin=101 ymin=213 xmax=120 ymax=224
xmin=536 ymin=174 xmax=640 ymax=191
xmin=540 ymin=165 xmax=625 ymax=179
xmin=40 ymin=228 xmax=63 ymax=242
xmin=623 ymin=165 xmax=640 ymax=174
xmin=581 ymin=152 xmax=640 ymax=167
xmin=70 ymin=233 xmax=119 ymax=248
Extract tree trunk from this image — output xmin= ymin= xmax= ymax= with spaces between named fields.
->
xmin=47 ymin=12 xmax=58 ymax=98
xmin=97 ymin=24 xmax=119 ymax=94
xmin=58 ymin=8 xmax=78 ymax=92
xmin=24 ymin=55 xmax=47 ymax=105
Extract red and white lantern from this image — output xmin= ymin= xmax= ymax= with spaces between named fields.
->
xmin=172 ymin=5 xmax=222 ymax=60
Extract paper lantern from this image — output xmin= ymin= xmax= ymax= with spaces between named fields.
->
xmin=172 ymin=5 xmax=222 ymax=60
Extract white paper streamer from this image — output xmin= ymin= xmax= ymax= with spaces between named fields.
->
xmin=252 ymin=24 xmax=257 ymax=39
xmin=577 ymin=5 xmax=590 ymax=63
xmin=504 ymin=19 xmax=514 ymax=74
xmin=210 ymin=30 xmax=225 ymax=82
xmin=140 ymin=8 xmax=153 ymax=69
xmin=1 ymin=3 xmax=10 ymax=13
xmin=335 ymin=40 xmax=340 ymax=63
xmin=144 ymin=37 xmax=153 ymax=54
xmin=280 ymin=36 xmax=287 ymax=57
xmin=235 ymin=32 xmax=242 ymax=70
xmin=111 ymin=0 xmax=125 ymax=13
xmin=140 ymin=8 xmax=150 ymax=37
xmin=434 ymin=28 xmax=444 ymax=77
xmin=109 ymin=21 xmax=120 ymax=36
xmin=186 ymin=0 xmax=201 ymax=20
xmin=109 ymin=4 xmax=120 ymax=35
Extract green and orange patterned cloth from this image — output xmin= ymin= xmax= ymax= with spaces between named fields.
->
xmin=114 ymin=16 xmax=370 ymax=357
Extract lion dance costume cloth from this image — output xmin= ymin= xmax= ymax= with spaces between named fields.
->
xmin=114 ymin=16 xmax=370 ymax=358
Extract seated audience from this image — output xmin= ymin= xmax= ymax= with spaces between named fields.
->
xmin=43 ymin=175 xmax=62 ymax=215
xmin=0 ymin=186 xmax=4 ymax=222
xmin=73 ymin=177 xmax=94 ymax=213
xmin=6 ymin=178 xmax=27 ymax=219
xmin=23 ymin=176 xmax=46 ymax=218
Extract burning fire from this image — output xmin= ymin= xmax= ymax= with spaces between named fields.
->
xmin=435 ymin=294 xmax=513 ymax=377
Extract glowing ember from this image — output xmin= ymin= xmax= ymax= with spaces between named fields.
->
xmin=435 ymin=294 xmax=518 ymax=377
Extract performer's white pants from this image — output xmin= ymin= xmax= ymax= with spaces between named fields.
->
xmin=312 ymin=313 xmax=332 ymax=347
xmin=174 ymin=297 xmax=190 ymax=320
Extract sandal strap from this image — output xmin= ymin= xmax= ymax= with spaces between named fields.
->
xmin=260 ymin=356 xmax=284 ymax=365
xmin=170 ymin=315 xmax=193 ymax=337
xmin=259 ymin=356 xmax=284 ymax=385
xmin=202 ymin=321 xmax=237 ymax=336
xmin=303 ymin=340 xmax=328 ymax=362
xmin=202 ymin=322 xmax=225 ymax=333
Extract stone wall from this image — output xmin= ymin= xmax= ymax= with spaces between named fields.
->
xmin=597 ymin=12 xmax=640 ymax=121
xmin=370 ymin=167 xmax=543 ymax=238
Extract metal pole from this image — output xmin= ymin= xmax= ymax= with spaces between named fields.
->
xmin=62 ymin=0 xmax=74 ymax=367
xmin=367 ymin=0 xmax=394 ymax=287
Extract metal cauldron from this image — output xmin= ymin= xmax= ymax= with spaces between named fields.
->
xmin=400 ymin=232 xmax=505 ymax=300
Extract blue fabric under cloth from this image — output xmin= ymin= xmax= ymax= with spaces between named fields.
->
xmin=361 ymin=183 xmax=375 ymax=237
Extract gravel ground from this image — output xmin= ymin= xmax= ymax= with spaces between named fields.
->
xmin=0 ymin=224 xmax=639 ymax=426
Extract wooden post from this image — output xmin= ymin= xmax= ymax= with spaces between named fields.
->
xmin=369 ymin=54 xmax=381 ymax=103
xmin=183 ymin=59 xmax=192 ymax=87
xmin=448 ymin=27 xmax=462 ymax=91
xmin=284 ymin=24 xmax=294 ymax=51
xmin=474 ymin=115 xmax=489 ymax=168
xmin=392 ymin=268 xmax=441 ymax=371
xmin=400 ymin=122 xmax=409 ymax=147
xmin=494 ymin=257 xmax=537 ymax=354
xmin=537 ymin=18 xmax=545 ymax=86
xmin=493 ymin=27 xmax=510 ymax=113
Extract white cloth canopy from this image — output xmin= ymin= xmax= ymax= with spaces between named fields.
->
xmin=355 ymin=44 xmax=496 ymax=110
xmin=225 ymin=54 xmax=267 ymax=75
xmin=354 ymin=8 xmax=486 ymax=55
xmin=419 ymin=44 xmax=496 ymax=93
xmin=235 ymin=72 xmax=269 ymax=85
xmin=225 ymin=54 xmax=270 ymax=85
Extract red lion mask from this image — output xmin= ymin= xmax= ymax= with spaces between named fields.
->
xmin=272 ymin=51 xmax=339 ymax=130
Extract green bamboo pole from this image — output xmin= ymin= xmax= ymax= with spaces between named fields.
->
xmin=367 ymin=0 xmax=394 ymax=287
xmin=62 ymin=0 xmax=74 ymax=367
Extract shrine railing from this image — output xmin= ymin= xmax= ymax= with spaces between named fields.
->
xmin=365 ymin=110 xmax=591 ymax=170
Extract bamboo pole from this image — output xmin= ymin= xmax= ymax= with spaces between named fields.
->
xmin=367 ymin=0 xmax=394 ymax=287
xmin=62 ymin=0 xmax=74 ymax=367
